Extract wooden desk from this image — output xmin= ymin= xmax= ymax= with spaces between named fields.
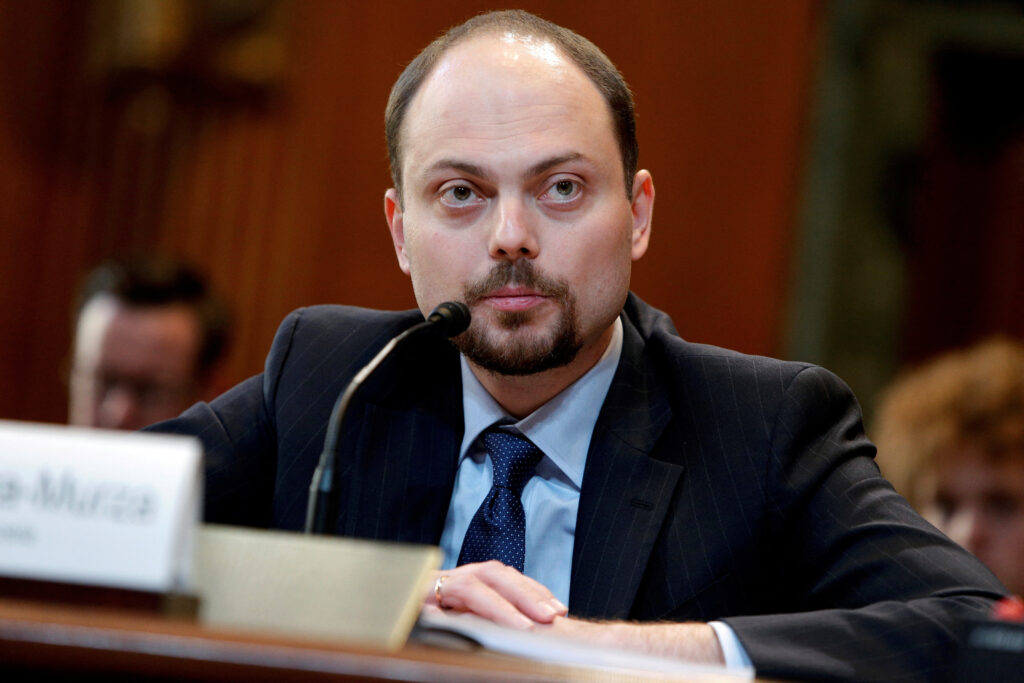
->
xmin=0 ymin=599 xmax=749 ymax=682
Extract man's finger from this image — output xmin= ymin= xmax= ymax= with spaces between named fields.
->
xmin=442 ymin=574 xmax=537 ymax=629
xmin=430 ymin=562 xmax=568 ymax=626
xmin=468 ymin=561 xmax=567 ymax=622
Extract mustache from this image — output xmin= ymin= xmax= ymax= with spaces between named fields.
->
xmin=462 ymin=260 xmax=570 ymax=304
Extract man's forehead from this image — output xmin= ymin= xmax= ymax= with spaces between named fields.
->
xmin=400 ymin=34 xmax=614 ymax=175
xmin=478 ymin=30 xmax=564 ymax=66
xmin=441 ymin=31 xmax=563 ymax=65
xmin=419 ymin=33 xmax=577 ymax=100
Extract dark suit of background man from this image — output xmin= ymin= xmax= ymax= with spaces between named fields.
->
xmin=150 ymin=10 xmax=1006 ymax=682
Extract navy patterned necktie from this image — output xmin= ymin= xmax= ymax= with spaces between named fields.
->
xmin=457 ymin=428 xmax=543 ymax=572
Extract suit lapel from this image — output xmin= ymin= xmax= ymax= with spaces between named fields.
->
xmin=569 ymin=313 xmax=684 ymax=619
xmin=340 ymin=337 xmax=464 ymax=545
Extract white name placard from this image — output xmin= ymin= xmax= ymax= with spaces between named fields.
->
xmin=0 ymin=420 xmax=201 ymax=592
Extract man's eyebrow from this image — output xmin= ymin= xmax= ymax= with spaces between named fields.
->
xmin=424 ymin=159 xmax=490 ymax=181
xmin=422 ymin=153 xmax=586 ymax=183
xmin=525 ymin=153 xmax=583 ymax=180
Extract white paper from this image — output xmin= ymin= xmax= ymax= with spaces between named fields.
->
xmin=0 ymin=420 xmax=201 ymax=592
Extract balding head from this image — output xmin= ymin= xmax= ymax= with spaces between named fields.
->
xmin=385 ymin=10 xmax=638 ymax=203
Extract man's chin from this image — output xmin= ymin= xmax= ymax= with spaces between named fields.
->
xmin=455 ymin=326 xmax=581 ymax=377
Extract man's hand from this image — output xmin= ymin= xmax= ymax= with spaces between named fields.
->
xmin=425 ymin=560 xmax=567 ymax=629
xmin=424 ymin=563 xmax=724 ymax=666
xmin=542 ymin=616 xmax=726 ymax=665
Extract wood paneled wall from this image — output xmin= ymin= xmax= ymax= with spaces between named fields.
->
xmin=0 ymin=1 xmax=820 ymax=423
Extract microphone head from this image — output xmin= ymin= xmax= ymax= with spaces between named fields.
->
xmin=427 ymin=301 xmax=471 ymax=337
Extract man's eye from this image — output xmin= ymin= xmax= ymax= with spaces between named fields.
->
xmin=555 ymin=180 xmax=575 ymax=196
xmin=932 ymin=495 xmax=955 ymax=523
xmin=440 ymin=185 xmax=477 ymax=205
xmin=986 ymin=494 xmax=1022 ymax=520
xmin=544 ymin=178 xmax=581 ymax=202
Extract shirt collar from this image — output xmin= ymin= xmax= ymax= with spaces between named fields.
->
xmin=459 ymin=316 xmax=623 ymax=488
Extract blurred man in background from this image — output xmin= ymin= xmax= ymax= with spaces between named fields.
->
xmin=875 ymin=336 xmax=1024 ymax=596
xmin=67 ymin=256 xmax=230 ymax=431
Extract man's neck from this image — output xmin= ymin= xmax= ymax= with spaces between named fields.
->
xmin=467 ymin=322 xmax=617 ymax=419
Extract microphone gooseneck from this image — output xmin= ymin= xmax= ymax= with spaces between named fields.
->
xmin=304 ymin=301 xmax=471 ymax=534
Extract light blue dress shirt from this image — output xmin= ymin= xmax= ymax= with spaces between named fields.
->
xmin=438 ymin=317 xmax=751 ymax=669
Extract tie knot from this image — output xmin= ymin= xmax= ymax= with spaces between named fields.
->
xmin=482 ymin=428 xmax=542 ymax=491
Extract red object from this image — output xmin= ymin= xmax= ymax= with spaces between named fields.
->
xmin=992 ymin=596 xmax=1024 ymax=621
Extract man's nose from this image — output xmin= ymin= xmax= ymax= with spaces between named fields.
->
xmin=99 ymin=385 xmax=142 ymax=431
xmin=488 ymin=198 xmax=539 ymax=261
xmin=946 ymin=507 xmax=988 ymax=555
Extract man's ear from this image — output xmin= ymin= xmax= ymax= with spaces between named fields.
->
xmin=384 ymin=188 xmax=411 ymax=274
xmin=629 ymin=170 xmax=654 ymax=261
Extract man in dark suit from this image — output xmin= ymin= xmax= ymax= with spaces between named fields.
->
xmin=152 ymin=10 xmax=1006 ymax=681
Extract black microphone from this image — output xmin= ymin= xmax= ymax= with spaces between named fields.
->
xmin=304 ymin=301 xmax=471 ymax=534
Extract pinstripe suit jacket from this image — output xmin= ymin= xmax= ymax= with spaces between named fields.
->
xmin=154 ymin=293 xmax=1004 ymax=682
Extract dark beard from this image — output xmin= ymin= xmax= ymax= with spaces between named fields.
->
xmin=454 ymin=260 xmax=581 ymax=376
